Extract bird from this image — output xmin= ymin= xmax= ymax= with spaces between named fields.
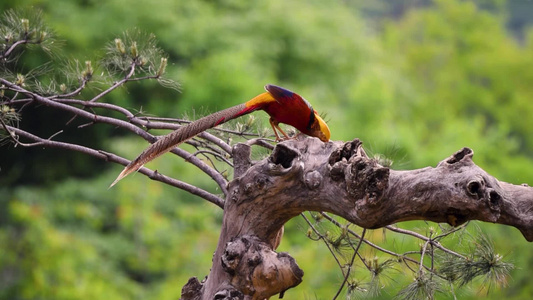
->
xmin=110 ymin=84 xmax=330 ymax=187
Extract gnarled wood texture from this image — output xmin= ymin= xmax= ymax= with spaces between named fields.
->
xmin=182 ymin=136 xmax=533 ymax=299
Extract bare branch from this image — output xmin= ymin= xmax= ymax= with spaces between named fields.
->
xmin=301 ymin=213 xmax=345 ymax=272
xmin=53 ymin=79 xmax=88 ymax=98
xmin=385 ymin=225 xmax=467 ymax=259
xmin=245 ymin=138 xmax=275 ymax=150
xmin=88 ymin=63 xmax=136 ymax=103
xmin=192 ymin=149 xmax=233 ymax=167
xmin=320 ymin=212 xmax=447 ymax=277
xmin=1 ymin=39 xmax=40 ymax=59
xmin=4 ymin=124 xmax=224 ymax=207
xmin=418 ymin=234 xmax=432 ymax=275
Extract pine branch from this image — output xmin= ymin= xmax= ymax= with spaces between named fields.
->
xmin=0 ymin=76 xmax=229 ymax=198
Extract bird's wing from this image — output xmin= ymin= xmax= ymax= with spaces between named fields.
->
xmin=264 ymin=84 xmax=314 ymax=111
xmin=264 ymin=84 xmax=316 ymax=130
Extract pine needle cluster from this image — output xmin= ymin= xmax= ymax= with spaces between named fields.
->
xmin=302 ymin=212 xmax=514 ymax=299
xmin=102 ymin=29 xmax=178 ymax=90
xmin=0 ymin=8 xmax=56 ymax=57
xmin=439 ymin=234 xmax=513 ymax=291
xmin=396 ymin=272 xmax=444 ymax=300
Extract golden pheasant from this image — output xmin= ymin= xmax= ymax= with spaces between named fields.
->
xmin=110 ymin=84 xmax=330 ymax=187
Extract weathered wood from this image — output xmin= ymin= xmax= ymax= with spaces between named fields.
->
xmin=182 ymin=136 xmax=533 ymax=299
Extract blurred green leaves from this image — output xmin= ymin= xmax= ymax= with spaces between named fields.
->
xmin=1 ymin=0 xmax=533 ymax=299
xmin=0 ymin=167 xmax=220 ymax=300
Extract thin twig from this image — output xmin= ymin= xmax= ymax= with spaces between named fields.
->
xmin=418 ymin=234 xmax=432 ymax=275
xmin=385 ymin=225 xmax=466 ymax=259
xmin=429 ymin=241 xmax=435 ymax=280
xmin=10 ymin=91 xmax=20 ymax=102
xmin=245 ymin=138 xmax=275 ymax=150
xmin=320 ymin=213 xmax=450 ymax=280
xmin=332 ymin=228 xmax=367 ymax=300
xmin=0 ymin=116 xmax=20 ymax=145
xmin=192 ymin=149 xmax=233 ymax=167
xmin=301 ymin=212 xmax=345 ymax=272
xmin=123 ymin=74 xmax=161 ymax=82
xmin=5 ymin=124 xmax=224 ymax=207
xmin=188 ymin=137 xmax=231 ymax=160
xmin=88 ymin=63 xmax=136 ymax=102
xmin=1 ymin=39 xmax=39 ymax=59
xmin=52 ymin=79 xmax=88 ymax=99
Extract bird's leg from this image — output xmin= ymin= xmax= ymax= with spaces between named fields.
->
xmin=269 ymin=118 xmax=290 ymax=142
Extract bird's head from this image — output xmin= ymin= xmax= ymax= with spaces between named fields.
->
xmin=309 ymin=111 xmax=330 ymax=142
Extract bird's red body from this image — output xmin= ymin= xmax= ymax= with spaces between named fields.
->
xmin=110 ymin=84 xmax=330 ymax=187
xmin=261 ymin=86 xmax=319 ymax=137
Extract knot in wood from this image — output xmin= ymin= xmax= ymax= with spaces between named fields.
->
xmin=230 ymin=188 xmax=240 ymax=203
xmin=487 ymin=188 xmax=502 ymax=214
xmin=244 ymin=183 xmax=253 ymax=194
xmin=219 ymin=235 xmax=303 ymax=299
xmin=328 ymin=139 xmax=369 ymax=182
xmin=213 ymin=288 xmax=244 ymax=300
xmin=466 ymin=176 xmax=502 ymax=221
xmin=328 ymin=138 xmax=364 ymax=166
xmin=329 ymin=160 xmax=348 ymax=181
xmin=221 ymin=236 xmax=264 ymax=277
xmin=266 ymin=162 xmax=293 ymax=175
xmin=345 ymin=156 xmax=389 ymax=204
xmin=466 ymin=179 xmax=484 ymax=199
xmin=221 ymin=238 xmax=248 ymax=276
xmin=438 ymin=147 xmax=474 ymax=167
xmin=180 ymin=277 xmax=204 ymax=300
xmin=304 ymin=170 xmax=323 ymax=190
xmin=240 ymin=176 xmax=269 ymax=197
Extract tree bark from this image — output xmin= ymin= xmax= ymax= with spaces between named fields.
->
xmin=181 ymin=136 xmax=533 ymax=299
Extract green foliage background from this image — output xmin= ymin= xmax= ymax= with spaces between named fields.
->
xmin=1 ymin=0 xmax=532 ymax=299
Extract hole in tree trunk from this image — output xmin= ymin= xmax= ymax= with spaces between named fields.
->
xmin=271 ymin=144 xmax=298 ymax=168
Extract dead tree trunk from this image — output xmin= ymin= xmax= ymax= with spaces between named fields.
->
xmin=183 ymin=135 xmax=532 ymax=299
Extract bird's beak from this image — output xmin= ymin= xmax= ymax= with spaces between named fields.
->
xmin=313 ymin=112 xmax=330 ymax=142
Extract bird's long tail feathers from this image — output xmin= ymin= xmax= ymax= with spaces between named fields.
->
xmin=109 ymin=103 xmax=253 ymax=188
